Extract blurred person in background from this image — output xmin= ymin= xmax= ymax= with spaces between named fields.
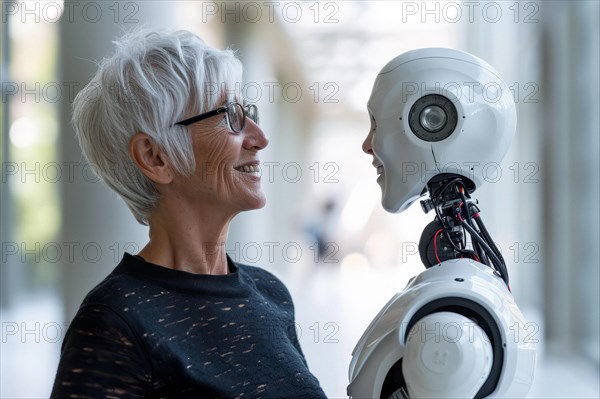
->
xmin=50 ymin=29 xmax=326 ymax=398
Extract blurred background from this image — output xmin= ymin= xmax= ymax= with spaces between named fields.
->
xmin=1 ymin=0 xmax=598 ymax=397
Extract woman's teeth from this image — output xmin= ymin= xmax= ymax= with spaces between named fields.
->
xmin=236 ymin=164 xmax=260 ymax=174
xmin=377 ymin=166 xmax=384 ymax=175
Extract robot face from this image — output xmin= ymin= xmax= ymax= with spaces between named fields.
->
xmin=364 ymin=84 xmax=423 ymax=213
xmin=363 ymin=48 xmax=517 ymax=213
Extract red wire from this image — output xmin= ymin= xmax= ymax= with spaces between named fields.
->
xmin=433 ymin=228 xmax=443 ymax=264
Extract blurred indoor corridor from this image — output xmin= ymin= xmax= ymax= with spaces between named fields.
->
xmin=2 ymin=1 xmax=598 ymax=397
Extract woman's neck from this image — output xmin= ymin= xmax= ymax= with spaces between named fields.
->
xmin=138 ymin=202 xmax=233 ymax=275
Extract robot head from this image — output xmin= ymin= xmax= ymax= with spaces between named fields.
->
xmin=362 ymin=48 xmax=516 ymax=213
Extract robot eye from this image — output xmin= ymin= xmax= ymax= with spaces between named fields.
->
xmin=408 ymin=94 xmax=458 ymax=142
xmin=420 ymin=105 xmax=447 ymax=132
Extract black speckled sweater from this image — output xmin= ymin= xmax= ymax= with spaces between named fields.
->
xmin=51 ymin=253 xmax=326 ymax=399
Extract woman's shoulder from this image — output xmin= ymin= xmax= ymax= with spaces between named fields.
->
xmin=236 ymin=262 xmax=286 ymax=289
xmin=78 ymin=255 xmax=160 ymax=311
xmin=236 ymin=263 xmax=295 ymax=307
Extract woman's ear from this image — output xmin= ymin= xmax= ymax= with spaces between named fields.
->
xmin=129 ymin=133 xmax=173 ymax=185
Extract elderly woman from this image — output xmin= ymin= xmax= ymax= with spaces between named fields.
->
xmin=51 ymin=30 xmax=326 ymax=398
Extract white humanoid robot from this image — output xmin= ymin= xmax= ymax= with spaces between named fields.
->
xmin=348 ymin=48 xmax=536 ymax=398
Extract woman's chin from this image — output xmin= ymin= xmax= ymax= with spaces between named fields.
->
xmin=239 ymin=193 xmax=266 ymax=212
xmin=252 ymin=194 xmax=267 ymax=210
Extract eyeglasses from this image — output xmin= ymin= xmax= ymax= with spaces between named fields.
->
xmin=174 ymin=102 xmax=259 ymax=133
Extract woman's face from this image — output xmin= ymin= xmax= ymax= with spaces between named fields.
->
xmin=173 ymin=103 xmax=269 ymax=217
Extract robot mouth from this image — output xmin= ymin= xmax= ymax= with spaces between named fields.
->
xmin=372 ymin=160 xmax=384 ymax=175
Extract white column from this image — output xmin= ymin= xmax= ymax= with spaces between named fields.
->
xmin=58 ymin=1 xmax=176 ymax=320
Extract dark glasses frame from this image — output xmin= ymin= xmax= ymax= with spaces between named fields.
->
xmin=173 ymin=102 xmax=258 ymax=133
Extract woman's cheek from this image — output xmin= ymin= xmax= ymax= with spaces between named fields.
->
xmin=193 ymin=130 xmax=225 ymax=171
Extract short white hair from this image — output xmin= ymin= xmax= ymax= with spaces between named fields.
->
xmin=72 ymin=29 xmax=243 ymax=225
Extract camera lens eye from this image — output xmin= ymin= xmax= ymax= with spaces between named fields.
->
xmin=420 ymin=105 xmax=447 ymax=132
xmin=409 ymin=95 xmax=457 ymax=142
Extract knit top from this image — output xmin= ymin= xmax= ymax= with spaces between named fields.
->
xmin=51 ymin=253 xmax=326 ymax=399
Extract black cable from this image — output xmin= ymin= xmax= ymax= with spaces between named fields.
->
xmin=474 ymin=215 xmax=508 ymax=281
xmin=435 ymin=178 xmax=468 ymax=204
xmin=459 ymin=190 xmax=473 ymax=225
xmin=466 ymin=203 xmax=497 ymax=265
xmin=461 ymin=221 xmax=509 ymax=286
xmin=477 ymin=244 xmax=490 ymax=265
xmin=478 ymin=219 xmax=506 ymax=266
xmin=432 ymin=180 xmax=480 ymax=260
xmin=461 ymin=221 xmax=504 ymax=277
xmin=458 ymin=189 xmax=488 ymax=263
xmin=439 ymin=222 xmax=480 ymax=259
xmin=468 ymin=202 xmax=508 ymax=283
xmin=433 ymin=202 xmax=445 ymax=229
xmin=469 ymin=218 xmax=488 ymax=265
xmin=470 ymin=206 xmax=506 ymax=266
xmin=432 ymin=180 xmax=460 ymax=228
xmin=472 ymin=236 xmax=487 ymax=265
xmin=426 ymin=179 xmax=510 ymax=287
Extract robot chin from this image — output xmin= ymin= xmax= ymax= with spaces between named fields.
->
xmin=380 ymin=181 xmax=420 ymax=214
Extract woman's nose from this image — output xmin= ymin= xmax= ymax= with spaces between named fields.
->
xmin=243 ymin=120 xmax=269 ymax=151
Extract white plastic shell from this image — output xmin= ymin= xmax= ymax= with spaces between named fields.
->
xmin=347 ymin=259 xmax=536 ymax=398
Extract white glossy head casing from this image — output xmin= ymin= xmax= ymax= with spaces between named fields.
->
xmin=366 ymin=48 xmax=516 ymax=213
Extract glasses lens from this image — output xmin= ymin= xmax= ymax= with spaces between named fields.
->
xmin=246 ymin=104 xmax=259 ymax=125
xmin=228 ymin=103 xmax=244 ymax=132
